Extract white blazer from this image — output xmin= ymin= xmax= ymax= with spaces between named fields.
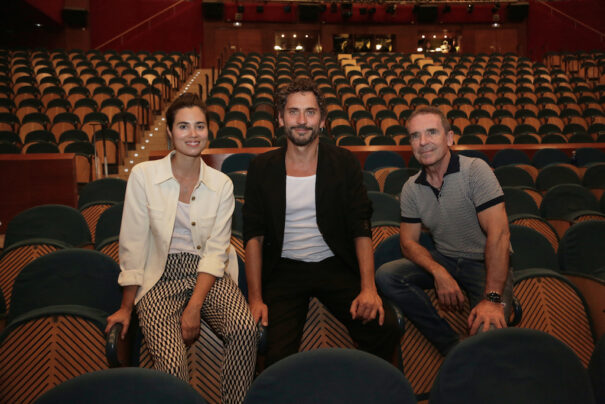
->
xmin=118 ymin=151 xmax=238 ymax=304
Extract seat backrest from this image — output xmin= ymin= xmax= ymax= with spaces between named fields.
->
xmin=512 ymin=268 xmax=595 ymax=366
xmin=221 ymin=153 xmax=256 ymax=173
xmin=374 ymin=234 xmax=403 ymax=269
xmin=492 ymin=148 xmax=531 ymax=168
xmin=429 ymin=328 xmax=595 ymax=404
xmin=94 ymin=203 xmax=124 ymax=250
xmin=9 ymin=249 xmax=121 ymax=322
xmin=540 ymin=184 xmax=599 ymax=220
xmin=502 ymin=187 xmax=540 ymax=217
xmin=227 ymin=172 xmax=247 ymax=200
xmin=362 ymin=170 xmax=380 ymax=192
xmin=363 ymin=150 xmax=405 ymax=171
xmin=34 ymin=368 xmax=208 ymax=404
xmin=232 ymin=199 xmax=244 ymax=236
xmin=383 ymin=168 xmax=418 ymax=196
xmin=535 ymin=164 xmax=581 ymax=191
xmin=24 ymin=141 xmax=60 ymax=153
xmin=531 ymin=148 xmax=570 ymax=169
xmin=494 ymin=165 xmax=535 ymax=188
xmin=4 ymin=204 xmax=92 ymax=249
xmin=78 ymin=177 xmax=127 ymax=209
xmin=582 ymin=163 xmax=605 ymax=189
xmin=575 ymin=147 xmax=605 ymax=167
xmin=243 ymin=348 xmax=416 ymax=404
xmin=368 ymin=191 xmax=401 ymax=223
xmin=558 ymin=220 xmax=605 ymax=278
xmin=510 ymin=224 xmax=558 ymax=271
xmin=457 ymin=149 xmax=490 ymax=165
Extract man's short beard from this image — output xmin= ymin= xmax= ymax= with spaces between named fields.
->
xmin=285 ymin=125 xmax=320 ymax=147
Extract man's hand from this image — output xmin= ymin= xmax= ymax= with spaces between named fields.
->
xmin=468 ymin=299 xmax=506 ymax=335
xmin=350 ymin=288 xmax=385 ymax=325
xmin=249 ymin=299 xmax=269 ymax=327
xmin=181 ymin=303 xmax=201 ymax=346
xmin=433 ymin=268 xmax=466 ymax=311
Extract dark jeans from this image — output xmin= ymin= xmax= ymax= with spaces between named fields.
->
xmin=375 ymin=250 xmax=513 ymax=355
xmin=263 ymin=256 xmax=400 ymax=367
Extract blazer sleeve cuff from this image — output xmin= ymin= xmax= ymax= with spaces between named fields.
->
xmin=118 ymin=269 xmax=144 ymax=286
xmin=197 ymin=256 xmax=225 ymax=278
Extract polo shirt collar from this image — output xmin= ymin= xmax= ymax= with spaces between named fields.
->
xmin=415 ymin=151 xmax=460 ymax=186
xmin=153 ymin=150 xmax=217 ymax=192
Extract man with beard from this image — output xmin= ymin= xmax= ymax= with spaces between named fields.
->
xmin=243 ymin=79 xmax=399 ymax=367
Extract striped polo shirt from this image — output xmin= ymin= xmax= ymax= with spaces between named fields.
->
xmin=400 ymin=152 xmax=504 ymax=261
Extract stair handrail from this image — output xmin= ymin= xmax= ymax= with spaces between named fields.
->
xmin=534 ymin=0 xmax=604 ymax=39
xmin=95 ymin=0 xmax=187 ymax=50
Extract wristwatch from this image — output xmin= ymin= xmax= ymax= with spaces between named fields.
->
xmin=485 ymin=291 xmax=503 ymax=304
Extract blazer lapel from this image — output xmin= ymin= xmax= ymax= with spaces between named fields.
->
xmin=315 ymin=143 xmax=328 ymax=213
xmin=269 ymin=147 xmax=287 ymax=248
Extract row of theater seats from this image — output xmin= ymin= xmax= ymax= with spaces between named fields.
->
xmin=2 ymin=143 xmax=605 ymax=403
xmin=30 ymin=337 xmax=605 ymax=404
xmin=1 ymin=204 xmax=603 ymax=403
xmin=0 ymin=48 xmax=198 ymax=180
xmin=200 ymin=51 xmax=604 ymax=149
xmin=543 ymin=50 xmax=604 ymax=81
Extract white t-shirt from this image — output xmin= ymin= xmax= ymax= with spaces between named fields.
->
xmin=281 ymin=175 xmax=334 ymax=262
xmin=168 ymin=201 xmax=198 ymax=255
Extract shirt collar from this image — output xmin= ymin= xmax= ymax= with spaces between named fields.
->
xmin=415 ymin=150 xmax=460 ymax=186
xmin=153 ymin=150 xmax=217 ymax=191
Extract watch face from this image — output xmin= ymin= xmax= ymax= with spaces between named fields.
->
xmin=486 ymin=292 xmax=502 ymax=303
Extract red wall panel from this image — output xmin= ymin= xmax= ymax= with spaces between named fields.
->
xmin=527 ymin=0 xmax=605 ymax=61
xmin=90 ymin=0 xmax=203 ymax=53
xmin=25 ymin=0 xmax=65 ymax=24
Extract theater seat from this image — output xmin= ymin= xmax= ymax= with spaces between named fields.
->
xmin=513 ymin=268 xmax=595 ymax=365
xmin=34 ymin=368 xmax=208 ymax=404
xmin=244 ymin=348 xmax=417 ymax=404
xmin=0 ymin=249 xmax=121 ymax=404
xmin=94 ymin=203 xmax=124 ymax=262
xmin=429 ymin=328 xmax=594 ymax=404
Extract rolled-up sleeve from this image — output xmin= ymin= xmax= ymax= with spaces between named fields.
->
xmin=118 ymin=165 xmax=149 ymax=286
xmin=243 ymin=156 xmax=265 ymax=245
xmin=345 ymin=151 xmax=372 ymax=238
xmin=197 ymin=179 xmax=234 ymax=277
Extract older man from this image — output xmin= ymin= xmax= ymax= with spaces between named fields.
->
xmin=376 ymin=106 xmax=513 ymax=355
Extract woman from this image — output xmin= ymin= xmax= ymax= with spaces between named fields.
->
xmin=105 ymin=92 xmax=256 ymax=403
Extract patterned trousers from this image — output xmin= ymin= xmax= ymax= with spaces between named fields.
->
xmin=137 ymin=252 xmax=257 ymax=404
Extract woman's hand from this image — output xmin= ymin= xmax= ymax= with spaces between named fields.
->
xmin=105 ymin=307 xmax=132 ymax=340
xmin=181 ymin=303 xmax=202 ymax=346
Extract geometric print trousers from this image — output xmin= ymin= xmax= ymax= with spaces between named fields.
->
xmin=137 ymin=252 xmax=257 ymax=404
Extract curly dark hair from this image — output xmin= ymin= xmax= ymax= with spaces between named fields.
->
xmin=276 ymin=78 xmax=326 ymax=119
xmin=165 ymin=92 xmax=207 ymax=132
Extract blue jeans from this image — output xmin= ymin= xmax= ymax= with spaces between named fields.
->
xmin=375 ymin=250 xmax=513 ymax=355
